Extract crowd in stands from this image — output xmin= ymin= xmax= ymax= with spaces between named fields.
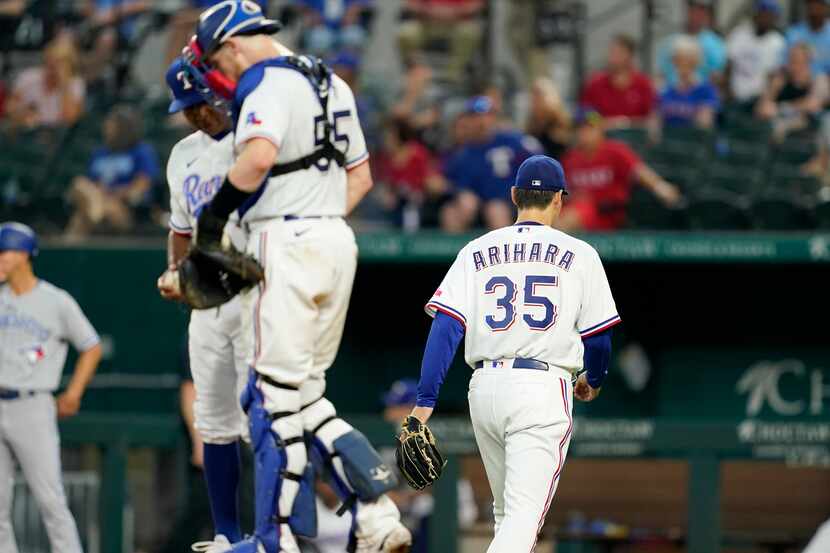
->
xmin=2 ymin=0 xmax=830 ymax=237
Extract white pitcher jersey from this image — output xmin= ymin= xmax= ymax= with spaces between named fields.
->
xmin=166 ymin=130 xmax=245 ymax=248
xmin=425 ymin=222 xmax=620 ymax=371
xmin=233 ymin=65 xmax=368 ymax=220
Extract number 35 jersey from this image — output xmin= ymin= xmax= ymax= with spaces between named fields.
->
xmin=425 ymin=222 xmax=621 ymax=372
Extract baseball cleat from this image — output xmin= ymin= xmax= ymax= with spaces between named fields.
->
xmin=191 ymin=534 xmax=232 ymax=552
xmin=356 ymin=522 xmax=412 ymax=553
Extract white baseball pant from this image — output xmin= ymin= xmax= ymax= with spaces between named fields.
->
xmin=188 ymin=296 xmax=249 ymax=444
xmin=0 ymin=393 xmax=83 ymax=553
xmin=468 ymin=363 xmax=574 ymax=553
xmin=241 ymin=217 xmax=359 ymax=553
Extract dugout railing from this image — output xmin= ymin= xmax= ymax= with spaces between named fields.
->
xmin=54 ymin=413 xmax=829 ymax=553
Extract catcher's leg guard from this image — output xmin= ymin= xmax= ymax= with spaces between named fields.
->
xmin=241 ymin=371 xmax=315 ymax=553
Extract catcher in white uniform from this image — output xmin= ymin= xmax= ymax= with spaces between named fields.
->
xmin=399 ymin=155 xmax=621 ymax=553
xmin=182 ymin=2 xmax=411 ymax=552
xmin=156 ymin=58 xmax=251 ymax=551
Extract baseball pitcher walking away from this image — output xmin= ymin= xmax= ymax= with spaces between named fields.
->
xmin=181 ymin=1 xmax=411 ymax=551
xmin=0 ymin=222 xmax=102 ymax=553
xmin=396 ymin=155 xmax=621 ymax=553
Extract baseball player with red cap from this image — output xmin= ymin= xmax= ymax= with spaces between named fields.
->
xmin=408 ymin=155 xmax=621 ymax=552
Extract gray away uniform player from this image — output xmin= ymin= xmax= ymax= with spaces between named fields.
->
xmin=183 ymin=2 xmax=411 ymax=551
xmin=157 ymin=58 xmax=250 ymax=551
xmin=0 ymin=222 xmax=102 ymax=553
xmin=408 ymin=156 xmax=620 ymax=553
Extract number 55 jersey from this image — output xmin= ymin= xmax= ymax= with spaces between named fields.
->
xmin=425 ymin=221 xmax=621 ymax=371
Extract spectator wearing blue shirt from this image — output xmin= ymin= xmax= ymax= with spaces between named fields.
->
xmin=67 ymin=106 xmax=160 ymax=239
xmin=440 ymin=96 xmax=542 ymax=232
xmin=657 ymin=0 xmax=726 ymax=88
xmin=784 ymin=0 xmax=830 ymax=74
xmin=297 ymin=0 xmax=370 ymax=56
xmin=657 ymin=36 xmax=719 ymax=130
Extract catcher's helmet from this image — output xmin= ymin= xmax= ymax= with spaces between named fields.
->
xmin=194 ymin=0 xmax=282 ymax=57
xmin=0 ymin=222 xmax=38 ymax=257
xmin=184 ymin=0 xmax=282 ymax=100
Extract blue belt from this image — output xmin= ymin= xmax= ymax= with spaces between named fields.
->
xmin=0 ymin=389 xmax=37 ymax=400
xmin=474 ymin=358 xmax=549 ymax=371
xmin=282 ymin=215 xmax=341 ymax=221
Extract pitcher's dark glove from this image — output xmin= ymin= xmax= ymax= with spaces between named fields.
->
xmin=395 ymin=416 xmax=446 ymax=491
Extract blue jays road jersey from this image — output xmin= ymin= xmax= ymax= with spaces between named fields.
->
xmin=425 ymin=223 xmax=620 ymax=371
xmin=0 ymin=280 xmax=99 ymax=390
xmin=166 ymin=130 xmax=246 ymax=248
xmin=231 ymin=60 xmax=368 ymax=220
xmin=445 ymin=131 xmax=542 ymax=201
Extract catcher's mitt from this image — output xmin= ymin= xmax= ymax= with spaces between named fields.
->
xmin=395 ymin=416 xmax=446 ymax=491
xmin=178 ymin=245 xmax=264 ymax=310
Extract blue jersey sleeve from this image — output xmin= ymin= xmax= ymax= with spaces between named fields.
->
xmin=416 ymin=311 xmax=465 ymax=408
xmin=582 ymin=328 xmax=612 ymax=389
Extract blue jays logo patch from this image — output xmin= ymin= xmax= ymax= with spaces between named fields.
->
xmin=246 ymin=112 xmax=262 ymax=126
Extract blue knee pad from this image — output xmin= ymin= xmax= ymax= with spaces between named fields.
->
xmin=308 ymin=427 xmax=398 ymax=503
xmin=241 ymin=372 xmax=318 ymax=550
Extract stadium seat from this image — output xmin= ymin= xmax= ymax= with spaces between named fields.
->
xmin=814 ymin=199 xmax=830 ymax=229
xmin=765 ymin=166 xmax=823 ymax=197
xmin=660 ymin=126 xmax=715 ymax=149
xmin=646 ymin=138 xmax=709 ymax=168
xmin=606 ymin=127 xmax=649 ymax=152
xmin=700 ymin=163 xmax=763 ymax=197
xmin=721 ymin=111 xmax=772 ymax=142
xmin=716 ymin=139 xmax=771 ymax=169
xmin=772 ymin=137 xmax=816 ymax=166
xmin=750 ymin=193 xmax=815 ymax=230
xmin=686 ymin=191 xmax=750 ymax=230
xmin=626 ymin=186 xmax=688 ymax=230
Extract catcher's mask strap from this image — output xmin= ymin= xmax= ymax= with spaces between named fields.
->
xmin=281 ymin=470 xmax=303 ymax=482
xmin=335 ymin=495 xmax=356 ymax=517
xmin=269 ymin=411 xmax=296 ymax=421
xmin=282 ymin=436 xmax=304 ymax=446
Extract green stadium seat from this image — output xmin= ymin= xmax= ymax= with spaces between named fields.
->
xmin=750 ymin=193 xmax=815 ymax=230
xmin=606 ymin=127 xmax=649 ymax=152
xmin=814 ymin=199 xmax=830 ymax=228
xmin=626 ymin=186 xmax=688 ymax=230
xmin=686 ymin=191 xmax=750 ymax=230
xmin=661 ymin=126 xmax=715 ymax=149
xmin=646 ymin=138 xmax=709 ymax=168
xmin=700 ymin=163 xmax=763 ymax=196
xmin=765 ymin=166 xmax=823 ymax=197
xmin=717 ymin=139 xmax=771 ymax=168
xmin=772 ymin=138 xmax=816 ymax=166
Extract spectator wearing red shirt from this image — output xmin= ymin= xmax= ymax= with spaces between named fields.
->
xmin=580 ymin=34 xmax=656 ymax=128
xmin=560 ymin=109 xmax=682 ymax=231
xmin=376 ymin=118 xmax=448 ymax=229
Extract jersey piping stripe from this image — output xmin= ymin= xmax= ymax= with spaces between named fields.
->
xmin=345 ymin=151 xmax=369 ymax=169
xmin=253 ymin=231 xmax=268 ymax=365
xmin=425 ymin=301 xmax=467 ymax=326
xmin=78 ymin=335 xmax=101 ymax=352
xmin=579 ymin=315 xmax=621 ymax=338
xmin=168 ymin=220 xmax=193 ymax=234
xmin=531 ymin=378 xmax=573 ymax=552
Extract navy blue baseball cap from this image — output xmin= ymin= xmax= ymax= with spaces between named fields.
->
xmin=464 ymin=95 xmax=494 ymax=115
xmin=514 ymin=155 xmax=568 ymax=194
xmin=195 ymin=0 xmax=282 ymax=57
xmin=0 ymin=222 xmax=38 ymax=257
xmin=382 ymin=379 xmax=418 ymax=407
xmin=755 ymin=0 xmax=780 ymax=13
xmin=166 ymin=58 xmax=205 ymax=114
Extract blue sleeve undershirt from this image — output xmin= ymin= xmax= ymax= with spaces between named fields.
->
xmin=415 ymin=312 xmax=465 ymax=408
xmin=415 ymin=314 xmax=613 ymax=408
xmin=583 ymin=329 xmax=612 ymax=389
